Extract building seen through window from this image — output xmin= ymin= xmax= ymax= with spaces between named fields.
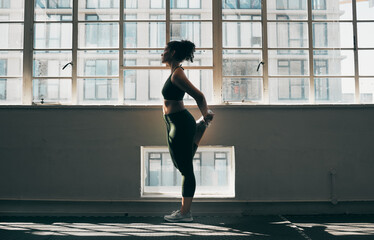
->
xmin=142 ymin=147 xmax=235 ymax=197
xmin=1 ymin=0 xmax=374 ymax=104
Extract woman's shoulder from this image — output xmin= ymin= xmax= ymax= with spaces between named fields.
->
xmin=172 ymin=66 xmax=185 ymax=78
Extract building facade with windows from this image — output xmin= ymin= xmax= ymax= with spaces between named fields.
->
xmin=1 ymin=0 xmax=374 ymax=105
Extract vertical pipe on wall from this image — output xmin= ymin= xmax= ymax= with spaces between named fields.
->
xmin=330 ymin=169 xmax=338 ymax=205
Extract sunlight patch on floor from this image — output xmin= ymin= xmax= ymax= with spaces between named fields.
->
xmin=0 ymin=221 xmax=268 ymax=237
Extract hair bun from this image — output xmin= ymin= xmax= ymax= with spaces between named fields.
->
xmin=167 ymin=40 xmax=196 ymax=63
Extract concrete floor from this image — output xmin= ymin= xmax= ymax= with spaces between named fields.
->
xmin=1 ymin=214 xmax=374 ymax=240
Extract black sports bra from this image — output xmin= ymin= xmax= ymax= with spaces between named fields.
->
xmin=161 ymin=65 xmax=185 ymax=101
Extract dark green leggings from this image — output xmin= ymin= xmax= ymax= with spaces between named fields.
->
xmin=163 ymin=109 xmax=198 ymax=197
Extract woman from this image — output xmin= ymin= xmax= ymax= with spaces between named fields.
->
xmin=161 ymin=40 xmax=214 ymax=222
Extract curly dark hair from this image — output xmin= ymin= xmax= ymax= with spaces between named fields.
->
xmin=166 ymin=40 xmax=196 ymax=63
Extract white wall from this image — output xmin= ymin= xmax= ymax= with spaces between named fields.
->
xmin=0 ymin=105 xmax=374 ymax=215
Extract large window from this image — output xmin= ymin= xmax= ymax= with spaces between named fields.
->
xmin=141 ymin=146 xmax=235 ymax=198
xmin=222 ymin=1 xmax=262 ymax=103
xmin=1 ymin=0 xmax=374 ymax=105
xmin=0 ymin=0 xmax=23 ymax=104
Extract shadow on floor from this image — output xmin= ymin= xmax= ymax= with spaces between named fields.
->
xmin=0 ymin=215 xmax=374 ymax=239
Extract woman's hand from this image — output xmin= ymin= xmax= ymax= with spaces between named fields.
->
xmin=204 ymin=109 xmax=215 ymax=124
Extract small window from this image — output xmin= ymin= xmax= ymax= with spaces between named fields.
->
xmin=0 ymin=79 xmax=6 ymax=100
xmin=141 ymin=146 xmax=235 ymax=198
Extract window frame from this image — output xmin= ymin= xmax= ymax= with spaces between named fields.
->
xmin=1 ymin=0 xmax=372 ymax=105
xmin=141 ymin=146 xmax=236 ymax=198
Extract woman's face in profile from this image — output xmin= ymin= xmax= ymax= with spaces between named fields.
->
xmin=161 ymin=47 xmax=173 ymax=64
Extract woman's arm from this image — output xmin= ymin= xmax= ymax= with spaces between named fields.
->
xmin=171 ymin=68 xmax=214 ymax=122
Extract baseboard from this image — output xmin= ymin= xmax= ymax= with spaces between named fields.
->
xmin=1 ymin=199 xmax=374 ymax=217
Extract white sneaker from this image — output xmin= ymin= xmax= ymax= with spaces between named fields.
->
xmin=164 ymin=210 xmax=193 ymax=222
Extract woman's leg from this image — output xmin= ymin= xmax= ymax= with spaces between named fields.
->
xmin=180 ymin=164 xmax=196 ymax=214
xmin=164 ymin=110 xmax=197 ymax=219
xmin=181 ymin=197 xmax=193 ymax=214
xmin=179 ymin=118 xmax=208 ymax=214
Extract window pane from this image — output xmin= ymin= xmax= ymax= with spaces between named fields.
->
xmin=123 ymin=22 xmax=138 ymax=48
xmin=78 ymin=0 xmax=119 ymax=20
xmin=123 ymin=50 xmax=163 ymax=67
xmin=223 ymin=78 xmax=263 ymax=102
xmin=268 ymin=0 xmax=307 ymax=20
xmin=0 ymin=78 xmax=22 ymax=104
xmin=182 ymin=70 xmax=213 ymax=104
xmin=125 ymin=0 xmax=165 ymax=20
xmin=223 ymin=0 xmax=237 ymax=9
xmin=0 ymin=0 xmax=24 ymax=21
xmin=314 ymin=50 xmax=354 ymax=76
xmin=360 ymin=78 xmax=374 ymax=103
xmin=315 ymin=78 xmax=354 ymax=103
xmin=313 ymin=0 xmax=351 ymax=20
xmin=312 ymin=0 xmax=326 ymax=10
xmin=35 ymin=0 xmax=73 ymax=21
xmin=357 ymin=23 xmax=374 ymax=48
xmin=32 ymin=79 xmax=72 ymax=104
xmin=359 ymin=50 xmax=374 ymax=76
xmin=171 ymin=1 xmax=211 ymax=20
xmin=124 ymin=0 xmax=137 ymax=9
xmin=223 ymin=22 xmax=262 ymax=48
xmin=150 ymin=0 xmax=163 ymax=9
xmin=0 ymin=23 xmax=23 ymax=49
xmin=223 ymin=0 xmax=261 ymax=18
xmin=215 ymin=159 xmax=228 ymax=186
xmin=171 ymin=0 xmax=188 ymax=9
xmin=313 ymin=22 xmax=353 ymax=48
xmin=123 ymin=69 xmax=213 ymax=105
xmin=356 ymin=0 xmax=374 ymax=20
xmin=123 ymin=69 xmax=137 ymax=100
xmin=0 ymin=51 xmax=23 ymax=77
xmin=268 ymin=22 xmax=308 ymax=48
xmin=78 ymin=78 xmax=118 ymax=104
xmin=124 ymin=22 xmax=166 ymax=48
xmin=33 ymin=51 xmax=72 ymax=77
xmin=123 ymin=69 xmax=169 ymax=104
xmin=177 ymin=50 xmax=213 ymax=67
xmin=170 ymin=22 xmax=212 ymax=48
xmin=124 ymin=50 xmax=211 ymax=67
xmin=34 ymin=23 xmax=72 ymax=49
xmin=79 ymin=23 xmax=119 ymax=48
xmin=268 ymin=50 xmax=309 ymax=76
xmin=223 ymin=50 xmax=262 ymax=76
xmin=78 ymin=50 xmax=119 ymax=77
xmin=269 ymin=78 xmax=309 ymax=103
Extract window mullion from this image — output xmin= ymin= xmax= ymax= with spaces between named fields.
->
xmin=307 ymin=0 xmax=314 ymax=103
xmin=352 ymin=0 xmax=359 ymax=103
xmin=262 ymin=0 xmax=269 ymax=104
xmin=212 ymin=0 xmax=222 ymax=104
xmin=72 ymin=0 xmax=78 ymax=105
xmin=119 ymin=0 xmax=124 ymax=105
xmin=166 ymin=0 xmax=170 ymax=44
xmin=22 ymin=0 xmax=34 ymax=105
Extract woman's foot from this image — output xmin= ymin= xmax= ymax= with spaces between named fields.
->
xmin=194 ymin=116 xmax=208 ymax=146
xmin=164 ymin=210 xmax=193 ymax=222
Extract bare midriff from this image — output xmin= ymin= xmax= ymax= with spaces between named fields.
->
xmin=163 ymin=99 xmax=185 ymax=115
